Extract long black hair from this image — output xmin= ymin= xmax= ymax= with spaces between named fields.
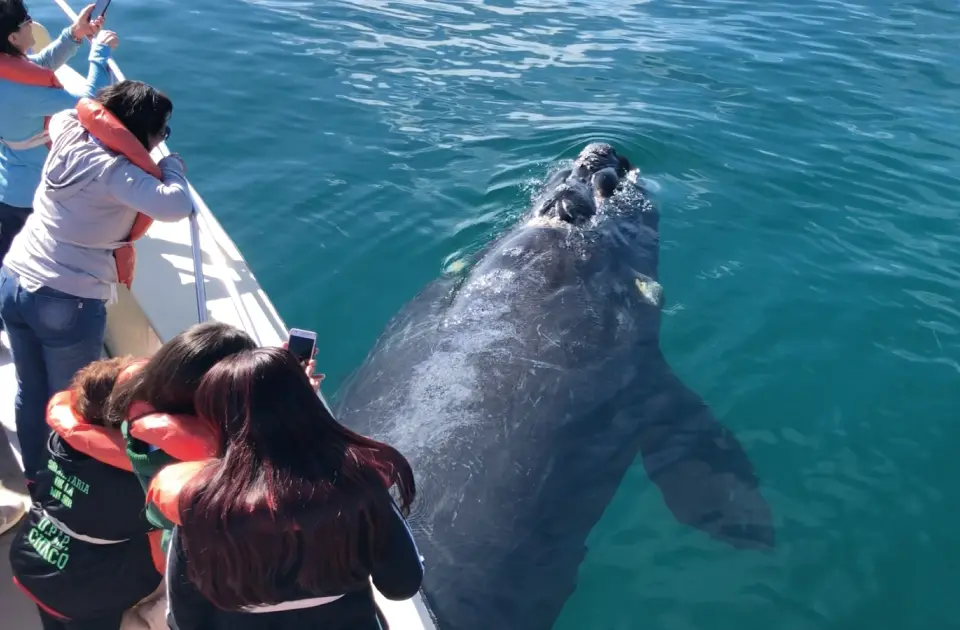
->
xmin=0 ymin=0 xmax=30 ymax=57
xmin=179 ymin=348 xmax=416 ymax=609
xmin=94 ymin=80 xmax=173 ymax=149
xmin=105 ymin=322 xmax=257 ymax=427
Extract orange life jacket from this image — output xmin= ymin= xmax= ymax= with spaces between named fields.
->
xmin=46 ymin=391 xmax=133 ymax=473
xmin=127 ymin=401 xmax=219 ymax=576
xmin=44 ymin=367 xmax=167 ymax=574
xmin=126 ymin=402 xmax=223 ymax=463
xmin=44 ymin=357 xmax=148 ymax=472
xmin=146 ymin=459 xmax=212 ymax=527
xmin=124 ymin=392 xmax=222 ymax=574
xmin=148 ymin=459 xmax=298 ymax=528
xmin=0 ymin=53 xmax=63 ymax=150
xmin=74 ymin=98 xmax=162 ymax=290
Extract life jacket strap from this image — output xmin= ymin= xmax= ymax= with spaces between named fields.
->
xmin=41 ymin=509 xmax=130 ymax=546
xmin=240 ymin=593 xmax=345 ymax=613
xmin=0 ymin=130 xmax=50 ymax=151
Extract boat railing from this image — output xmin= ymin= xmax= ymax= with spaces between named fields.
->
xmin=188 ymin=212 xmax=208 ymax=324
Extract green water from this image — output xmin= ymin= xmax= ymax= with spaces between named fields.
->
xmin=36 ymin=0 xmax=960 ymax=626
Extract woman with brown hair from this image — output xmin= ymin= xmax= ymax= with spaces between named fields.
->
xmin=150 ymin=347 xmax=424 ymax=630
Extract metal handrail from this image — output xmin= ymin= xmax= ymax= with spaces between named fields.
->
xmin=188 ymin=212 xmax=208 ymax=323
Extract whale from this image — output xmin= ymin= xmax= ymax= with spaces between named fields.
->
xmin=336 ymin=143 xmax=774 ymax=630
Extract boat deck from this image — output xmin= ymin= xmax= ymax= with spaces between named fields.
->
xmin=0 ymin=334 xmax=40 ymax=628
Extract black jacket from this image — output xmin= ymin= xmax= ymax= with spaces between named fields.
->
xmin=166 ymin=500 xmax=424 ymax=630
xmin=9 ymin=432 xmax=161 ymax=620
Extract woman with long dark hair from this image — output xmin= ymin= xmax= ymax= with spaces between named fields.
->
xmin=105 ymin=321 xmax=258 ymax=562
xmin=151 ymin=347 xmax=423 ymax=630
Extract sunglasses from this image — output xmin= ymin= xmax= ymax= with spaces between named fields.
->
xmin=19 ymin=13 xmax=32 ymax=27
xmin=162 ymin=125 xmax=171 ymax=141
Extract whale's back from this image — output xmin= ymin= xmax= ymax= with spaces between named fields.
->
xmin=336 ymin=221 xmax=665 ymax=630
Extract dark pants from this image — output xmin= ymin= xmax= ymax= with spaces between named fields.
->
xmin=37 ymin=607 xmax=123 ymax=630
xmin=0 ymin=201 xmax=32 ymax=332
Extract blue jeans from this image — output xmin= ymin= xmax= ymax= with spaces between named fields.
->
xmin=0 ymin=266 xmax=106 ymax=483
xmin=0 ymin=202 xmax=32 ymax=332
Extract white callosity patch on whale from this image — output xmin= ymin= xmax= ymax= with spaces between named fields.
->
xmin=443 ymin=258 xmax=469 ymax=275
xmin=462 ymin=267 xmax=518 ymax=295
xmin=634 ymin=274 xmax=664 ymax=307
xmin=524 ymin=214 xmax=568 ymax=230
xmin=447 ymin=267 xmax=526 ymax=329
xmin=498 ymin=245 xmax=526 ymax=260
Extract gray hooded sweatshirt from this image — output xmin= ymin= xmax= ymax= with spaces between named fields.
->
xmin=4 ymin=109 xmax=193 ymax=300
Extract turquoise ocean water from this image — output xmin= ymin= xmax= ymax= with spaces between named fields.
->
xmin=32 ymin=0 xmax=960 ymax=627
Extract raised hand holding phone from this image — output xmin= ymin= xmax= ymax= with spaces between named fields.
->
xmin=283 ymin=329 xmax=325 ymax=390
xmin=304 ymin=358 xmax=325 ymax=391
xmin=92 ymin=0 xmax=112 ymax=20
xmin=70 ymin=4 xmax=104 ymax=41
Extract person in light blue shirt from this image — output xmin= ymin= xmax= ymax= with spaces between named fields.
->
xmin=0 ymin=0 xmax=117 ymax=334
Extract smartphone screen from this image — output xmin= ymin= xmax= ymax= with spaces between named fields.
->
xmin=287 ymin=330 xmax=316 ymax=364
xmin=92 ymin=0 xmax=112 ymax=19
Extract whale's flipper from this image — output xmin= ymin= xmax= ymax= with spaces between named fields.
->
xmin=634 ymin=368 xmax=775 ymax=550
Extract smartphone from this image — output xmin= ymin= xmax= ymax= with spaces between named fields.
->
xmin=92 ymin=0 xmax=112 ymax=20
xmin=287 ymin=328 xmax=317 ymax=365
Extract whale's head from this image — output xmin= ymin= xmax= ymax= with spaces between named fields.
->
xmin=466 ymin=141 xmax=657 ymax=302
xmin=535 ymin=143 xmax=634 ymax=225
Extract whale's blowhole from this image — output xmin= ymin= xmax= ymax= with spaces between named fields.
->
xmin=536 ymin=144 xmax=637 ymax=226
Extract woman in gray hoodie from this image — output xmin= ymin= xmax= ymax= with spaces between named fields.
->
xmin=0 ymin=79 xmax=194 ymax=490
